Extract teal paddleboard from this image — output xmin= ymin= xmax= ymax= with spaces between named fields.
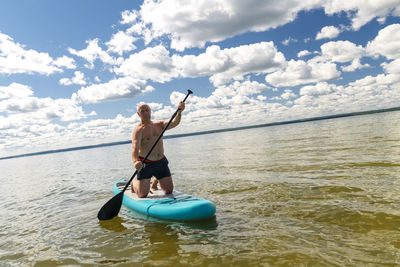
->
xmin=113 ymin=180 xmax=216 ymax=221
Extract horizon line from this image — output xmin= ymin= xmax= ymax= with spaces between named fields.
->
xmin=1 ymin=106 xmax=400 ymax=161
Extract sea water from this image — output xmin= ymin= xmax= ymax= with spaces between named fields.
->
xmin=1 ymin=111 xmax=400 ymax=266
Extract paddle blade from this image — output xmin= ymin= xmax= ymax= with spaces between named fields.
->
xmin=97 ymin=192 xmax=124 ymax=220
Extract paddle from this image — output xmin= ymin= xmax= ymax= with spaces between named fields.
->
xmin=97 ymin=89 xmax=193 ymax=220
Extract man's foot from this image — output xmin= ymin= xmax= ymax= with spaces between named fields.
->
xmin=151 ymin=184 xmax=158 ymax=191
xmin=151 ymin=179 xmax=159 ymax=191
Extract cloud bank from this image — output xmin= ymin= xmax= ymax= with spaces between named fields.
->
xmin=1 ymin=1 xmax=400 ymax=157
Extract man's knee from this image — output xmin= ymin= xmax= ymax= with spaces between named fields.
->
xmin=160 ymin=177 xmax=173 ymax=194
xmin=132 ymin=179 xmax=150 ymax=198
xmin=137 ymin=192 xmax=148 ymax=198
xmin=164 ymin=189 xmax=173 ymax=194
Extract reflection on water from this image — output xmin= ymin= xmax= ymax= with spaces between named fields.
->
xmin=1 ymin=111 xmax=400 ymax=265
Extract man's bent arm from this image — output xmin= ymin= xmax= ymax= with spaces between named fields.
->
xmin=166 ymin=110 xmax=182 ymax=130
xmin=165 ymin=101 xmax=185 ymax=130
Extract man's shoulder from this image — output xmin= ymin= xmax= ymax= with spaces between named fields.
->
xmin=153 ymin=120 xmax=164 ymax=126
xmin=155 ymin=121 xmax=167 ymax=129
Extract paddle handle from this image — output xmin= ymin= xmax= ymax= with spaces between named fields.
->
xmin=121 ymin=89 xmax=193 ymax=193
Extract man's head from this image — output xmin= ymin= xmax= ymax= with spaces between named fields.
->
xmin=137 ymin=103 xmax=151 ymax=122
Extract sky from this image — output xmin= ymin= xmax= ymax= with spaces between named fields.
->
xmin=0 ymin=0 xmax=400 ymax=157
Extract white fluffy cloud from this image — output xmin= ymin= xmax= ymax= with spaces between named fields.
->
xmin=116 ymin=42 xmax=286 ymax=86
xmin=300 ymin=82 xmax=339 ymax=96
xmin=316 ymin=26 xmax=341 ymax=40
xmin=0 ymin=112 xmax=138 ymax=157
xmin=349 ymin=73 xmax=400 ymax=89
xmin=120 ymin=10 xmax=139 ymax=24
xmin=115 ymin=45 xmax=176 ymax=83
xmin=320 ymin=40 xmax=365 ymax=63
xmin=341 ymin=58 xmax=370 ymax=72
xmin=68 ymin=39 xmax=117 ymax=68
xmin=265 ymin=59 xmax=340 ymax=87
xmin=0 ymin=83 xmax=96 ymax=128
xmin=59 ymin=71 xmax=87 ymax=86
xmin=205 ymin=42 xmax=286 ymax=86
xmin=0 ymin=83 xmax=33 ymax=99
xmin=75 ymin=77 xmax=155 ymax=104
xmin=123 ymin=0 xmax=400 ymax=51
xmin=323 ymin=0 xmax=400 ymax=30
xmin=382 ymin=59 xmax=400 ymax=74
xmin=213 ymin=80 xmax=270 ymax=98
xmin=297 ymin=50 xmax=312 ymax=57
xmin=0 ymin=32 xmax=74 ymax=75
xmin=130 ymin=0 xmax=320 ymax=51
xmin=106 ymin=31 xmax=137 ymax=55
xmin=281 ymin=89 xmax=297 ymax=100
xmin=93 ymin=36 xmax=375 ymax=96
xmin=176 ymin=42 xmax=286 ymax=86
xmin=53 ymin=56 xmax=76 ymax=69
xmin=164 ymin=80 xmax=274 ymax=130
xmin=292 ymin=72 xmax=400 ymax=118
xmin=282 ymin=37 xmax=298 ymax=46
xmin=169 ymin=80 xmax=270 ymax=113
xmin=367 ymin=24 xmax=400 ymax=60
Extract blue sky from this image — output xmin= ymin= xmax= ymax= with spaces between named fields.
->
xmin=1 ymin=0 xmax=399 ymax=157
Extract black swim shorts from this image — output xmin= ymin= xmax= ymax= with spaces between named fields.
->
xmin=137 ymin=156 xmax=171 ymax=180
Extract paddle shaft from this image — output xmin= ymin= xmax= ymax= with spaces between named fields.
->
xmin=120 ymin=90 xmax=193 ymax=193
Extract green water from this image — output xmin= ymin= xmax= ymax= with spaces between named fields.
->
xmin=1 ymin=111 xmax=400 ymax=266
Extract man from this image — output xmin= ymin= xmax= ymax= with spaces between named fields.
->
xmin=131 ymin=101 xmax=185 ymax=198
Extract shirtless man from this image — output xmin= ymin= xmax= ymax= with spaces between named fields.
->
xmin=131 ymin=101 xmax=185 ymax=198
